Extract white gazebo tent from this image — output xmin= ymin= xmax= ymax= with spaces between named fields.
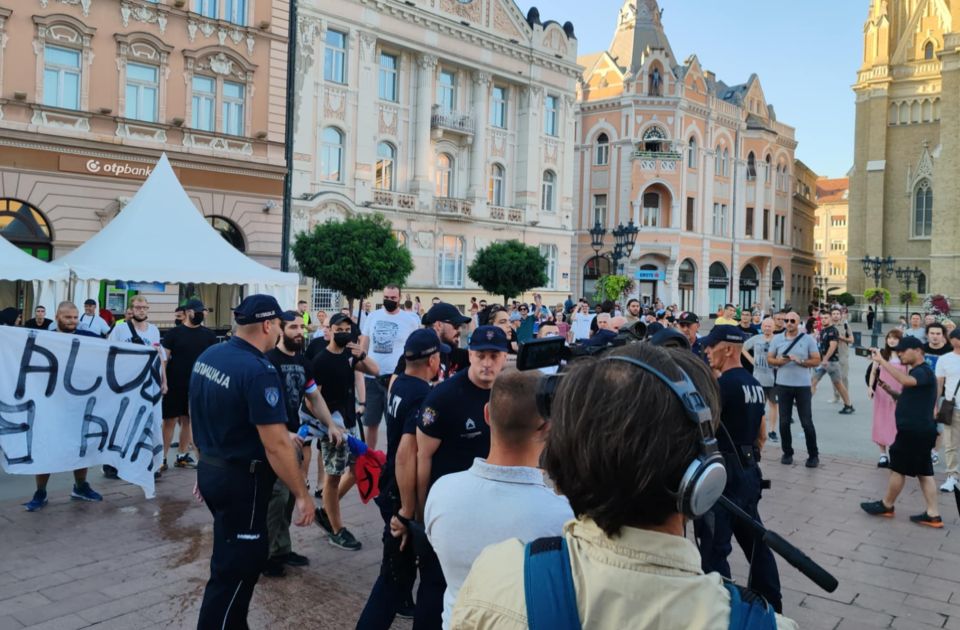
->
xmin=0 ymin=234 xmax=69 ymax=313
xmin=54 ymin=154 xmax=298 ymax=319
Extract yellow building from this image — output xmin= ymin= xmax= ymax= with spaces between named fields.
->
xmin=791 ymin=161 xmax=818 ymax=308
xmin=815 ymin=177 xmax=849 ymax=297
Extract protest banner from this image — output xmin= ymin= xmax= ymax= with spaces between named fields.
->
xmin=0 ymin=327 xmax=163 ymax=497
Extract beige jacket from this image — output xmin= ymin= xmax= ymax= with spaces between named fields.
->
xmin=452 ymin=518 xmax=798 ymax=630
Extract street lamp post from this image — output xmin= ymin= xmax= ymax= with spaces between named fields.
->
xmin=589 ymin=220 xmax=640 ymax=302
xmin=861 ymin=255 xmax=896 ymax=345
xmin=895 ymin=265 xmax=923 ymax=318
xmin=814 ymin=275 xmax=827 ymax=305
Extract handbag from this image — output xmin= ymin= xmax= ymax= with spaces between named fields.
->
xmin=936 ymin=379 xmax=960 ymax=425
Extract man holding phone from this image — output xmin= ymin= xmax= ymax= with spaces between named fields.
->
xmin=768 ymin=311 xmax=822 ymax=468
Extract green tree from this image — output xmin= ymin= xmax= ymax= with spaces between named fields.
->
xmin=467 ymin=240 xmax=548 ymax=304
xmin=835 ymin=292 xmax=856 ymax=307
xmin=291 ymin=213 xmax=413 ymax=310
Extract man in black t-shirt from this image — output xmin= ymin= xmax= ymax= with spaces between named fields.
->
xmin=923 ymin=322 xmax=950 ymax=371
xmin=811 ymin=309 xmax=854 ymax=414
xmin=264 ymin=315 xmax=341 ymax=577
xmin=695 ymin=326 xmax=783 ymax=612
xmin=23 ymin=305 xmax=53 ymax=330
xmin=312 ymin=313 xmax=379 ymax=551
xmin=421 ymin=302 xmax=471 ymax=378
xmin=358 ymin=329 xmax=444 ymax=627
xmin=161 ymin=299 xmax=217 ymax=471
xmin=862 ymin=336 xmax=943 ymax=528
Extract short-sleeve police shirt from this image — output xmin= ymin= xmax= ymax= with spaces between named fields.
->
xmin=189 ymin=336 xmax=287 ymax=461
xmin=384 ymin=373 xmax=431 ymax=481
xmin=418 ymin=370 xmax=491 ymax=489
xmin=717 ymin=368 xmax=765 ymax=453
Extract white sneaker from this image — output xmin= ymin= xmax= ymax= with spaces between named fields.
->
xmin=940 ymin=477 xmax=958 ymax=493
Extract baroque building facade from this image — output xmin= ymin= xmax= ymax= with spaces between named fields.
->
xmin=291 ymin=0 xmax=580 ymax=311
xmin=849 ymin=0 xmax=954 ymax=303
xmin=815 ymin=177 xmax=850 ymax=297
xmin=574 ymin=0 xmax=798 ymax=315
xmin=0 ymin=0 xmax=289 ymax=324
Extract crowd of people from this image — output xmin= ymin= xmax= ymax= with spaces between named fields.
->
xmin=3 ymin=286 xmax=957 ymax=629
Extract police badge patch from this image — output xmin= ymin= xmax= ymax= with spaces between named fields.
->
xmin=421 ymin=406 xmax=437 ymax=426
xmin=265 ymin=387 xmax=280 ymax=407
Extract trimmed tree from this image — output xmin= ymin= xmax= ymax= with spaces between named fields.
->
xmin=835 ymin=292 xmax=856 ymax=307
xmin=594 ymin=274 xmax=635 ymax=303
xmin=291 ymin=213 xmax=413 ymax=311
xmin=467 ymin=240 xmax=548 ymax=305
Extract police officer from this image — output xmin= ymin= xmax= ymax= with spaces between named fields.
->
xmin=190 ymin=295 xmax=315 ymax=629
xmin=694 ymin=325 xmax=783 ymax=613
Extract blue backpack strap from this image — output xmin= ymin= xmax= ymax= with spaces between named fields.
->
xmin=723 ymin=581 xmax=777 ymax=630
xmin=523 ymin=537 xmax=582 ymax=630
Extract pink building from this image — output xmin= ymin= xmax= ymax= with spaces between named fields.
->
xmin=574 ymin=0 xmax=798 ymax=315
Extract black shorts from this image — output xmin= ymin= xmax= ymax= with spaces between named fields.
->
xmin=762 ymin=386 xmax=778 ymax=403
xmin=162 ymin=390 xmax=189 ymax=418
xmin=888 ymin=428 xmax=937 ymax=478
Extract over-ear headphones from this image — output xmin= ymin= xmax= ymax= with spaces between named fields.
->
xmin=603 ymin=356 xmax=727 ymax=519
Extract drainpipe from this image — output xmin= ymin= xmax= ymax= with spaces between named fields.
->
xmin=280 ymin=0 xmax=298 ymax=272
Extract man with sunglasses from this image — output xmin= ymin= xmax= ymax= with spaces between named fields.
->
xmin=767 ymin=312 xmax=822 ymax=468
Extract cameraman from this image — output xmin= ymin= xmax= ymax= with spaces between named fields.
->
xmin=452 ymin=343 xmax=797 ymax=629
xmin=696 ymin=326 xmax=783 ymax=613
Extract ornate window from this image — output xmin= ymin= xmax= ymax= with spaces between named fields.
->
xmin=541 ymin=170 xmax=556 ymax=212
xmin=913 ymin=179 xmax=933 ymax=238
xmin=34 ymin=15 xmax=95 ymax=112
xmin=746 ymin=152 xmax=757 ymax=181
xmin=194 ymin=0 xmax=246 ymax=25
xmin=375 ymin=142 xmax=396 ymax=190
xmin=324 ymin=30 xmax=347 ymax=84
xmin=642 ymin=126 xmax=667 ymax=153
xmin=183 ymin=47 xmax=255 ymax=136
xmin=540 ymin=244 xmax=558 ymax=289
xmin=714 ymin=145 xmax=723 ymax=175
xmin=595 ymin=133 xmax=609 ymax=166
xmin=488 ymin=164 xmax=505 ymax=206
xmin=116 ymin=33 xmax=172 ymax=125
xmin=722 ymin=148 xmax=730 ymax=177
xmin=687 ymin=136 xmax=697 ymax=169
xmin=924 ymin=41 xmax=935 ymax=60
xmin=437 ymin=235 xmax=465 ymax=288
xmin=642 ymin=191 xmax=660 ymax=227
xmin=436 ymin=153 xmax=454 ymax=197
xmin=544 ymin=95 xmax=558 ymax=136
xmin=437 ymin=69 xmax=456 ymax=112
xmin=491 ymin=85 xmax=507 ymax=128
xmin=321 ymin=127 xmax=344 ymax=182
xmin=379 ymin=53 xmax=399 ymax=102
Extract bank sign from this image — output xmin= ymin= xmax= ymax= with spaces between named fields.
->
xmin=59 ymin=155 xmax=155 ymax=180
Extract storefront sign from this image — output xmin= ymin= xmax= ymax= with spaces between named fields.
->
xmin=634 ymin=270 xmax=665 ymax=281
xmin=59 ymin=155 xmax=156 ymax=180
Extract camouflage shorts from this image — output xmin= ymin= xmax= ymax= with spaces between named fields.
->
xmin=320 ymin=424 xmax=360 ymax=476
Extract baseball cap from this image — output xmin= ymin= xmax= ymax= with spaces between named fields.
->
xmin=677 ymin=311 xmax=700 ymax=325
xmin=950 ymin=328 xmax=960 ymax=341
xmin=232 ymin=294 xmax=295 ymax=325
xmin=702 ymin=325 xmax=748 ymax=347
xmin=892 ymin=336 xmax=925 ymax=352
xmin=648 ymin=327 xmax=691 ymax=349
xmin=184 ymin=298 xmax=207 ymax=312
xmin=468 ymin=325 xmax=510 ymax=352
xmin=422 ymin=302 xmax=471 ymax=326
xmin=83 ymin=299 xmax=97 ymax=306
xmin=329 ymin=313 xmax=351 ymax=327
xmin=404 ymin=329 xmax=451 ymax=360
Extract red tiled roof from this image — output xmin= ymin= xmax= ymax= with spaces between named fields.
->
xmin=816 ymin=177 xmax=848 ymax=204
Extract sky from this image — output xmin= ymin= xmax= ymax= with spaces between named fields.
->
xmin=518 ymin=0 xmax=867 ymax=179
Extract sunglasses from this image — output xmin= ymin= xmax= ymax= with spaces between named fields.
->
xmin=784 ymin=318 xmax=798 ymax=323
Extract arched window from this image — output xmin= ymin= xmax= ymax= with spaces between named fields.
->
xmin=899 ymin=102 xmax=909 ymax=124
xmin=678 ymin=258 xmax=696 ymax=311
xmin=595 ymin=133 xmax=609 ymax=166
xmin=889 ymin=103 xmax=899 ymax=125
xmin=437 ymin=235 xmax=465 ymax=288
xmin=488 ymin=163 xmax=505 ymax=206
xmin=539 ymin=243 xmax=558 ymax=289
xmin=207 ymin=215 xmax=245 ymax=251
xmin=642 ymin=126 xmax=667 ymax=153
xmin=642 ymin=191 xmax=660 ymax=227
xmin=924 ymin=41 xmax=935 ymax=60
xmin=764 ymin=154 xmax=772 ymax=184
xmin=320 ymin=127 xmax=344 ymax=182
xmin=436 ymin=153 xmax=454 ymax=197
xmin=0 ymin=199 xmax=53 ymax=260
xmin=714 ymin=145 xmax=723 ymax=175
xmin=708 ymin=262 xmax=729 ymax=313
xmin=917 ymin=271 xmax=927 ymax=294
xmin=375 ymin=142 xmax=396 ymax=190
xmin=746 ymin=152 xmax=757 ymax=181
xmin=688 ymin=136 xmax=697 ymax=169
xmin=911 ymin=101 xmax=921 ymax=123
xmin=541 ymin=170 xmax=556 ymax=212
xmin=582 ymin=255 xmax=612 ymax=297
xmin=922 ymin=99 xmax=933 ymax=123
xmin=722 ymin=148 xmax=730 ymax=177
xmin=913 ymin=179 xmax=933 ymax=237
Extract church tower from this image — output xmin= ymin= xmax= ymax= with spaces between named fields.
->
xmin=849 ymin=0 xmax=958 ymax=307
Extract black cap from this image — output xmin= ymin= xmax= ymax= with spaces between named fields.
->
xmin=184 ymin=298 xmax=206 ymax=312
xmin=329 ymin=313 xmax=351 ymax=327
xmin=83 ymin=299 xmax=97 ymax=306
xmin=702 ymin=325 xmax=748 ymax=347
xmin=892 ymin=336 xmax=925 ymax=352
xmin=677 ymin=311 xmax=700 ymax=324
xmin=422 ymin=302 xmax=471 ymax=326
xmin=648 ymin=327 xmax=691 ymax=349
xmin=950 ymin=328 xmax=960 ymax=341
xmin=232 ymin=294 xmax=295 ymax=325
xmin=404 ymin=329 xmax=451 ymax=360
xmin=468 ymin=325 xmax=510 ymax=352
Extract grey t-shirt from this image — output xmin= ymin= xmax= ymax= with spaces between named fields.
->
xmin=768 ymin=332 xmax=819 ymax=387
xmin=744 ymin=334 xmax=776 ymax=387
xmin=903 ymin=327 xmax=927 ymax=343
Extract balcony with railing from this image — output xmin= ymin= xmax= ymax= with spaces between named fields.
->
xmin=631 ymin=150 xmax=681 ymax=173
xmin=489 ymin=205 xmax=524 ymax=224
xmin=431 ymin=105 xmax=475 ymax=137
xmin=371 ymin=188 xmax=417 ymax=211
xmin=434 ymin=197 xmax=473 ymax=219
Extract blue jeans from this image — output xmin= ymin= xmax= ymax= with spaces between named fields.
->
xmin=776 ymin=385 xmax=818 ymax=458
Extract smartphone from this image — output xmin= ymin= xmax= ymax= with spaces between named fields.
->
xmin=854 ymin=346 xmax=873 ymax=358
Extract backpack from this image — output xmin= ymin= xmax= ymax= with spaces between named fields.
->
xmin=522 ymin=536 xmax=777 ymax=630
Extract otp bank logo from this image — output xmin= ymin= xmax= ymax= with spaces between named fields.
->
xmin=86 ymin=159 xmax=102 ymax=173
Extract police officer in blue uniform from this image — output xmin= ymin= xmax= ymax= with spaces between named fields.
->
xmin=695 ymin=325 xmax=783 ymax=613
xmin=190 ymin=295 xmax=315 ymax=630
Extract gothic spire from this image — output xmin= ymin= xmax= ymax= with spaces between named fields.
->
xmin=607 ymin=0 xmax=676 ymax=74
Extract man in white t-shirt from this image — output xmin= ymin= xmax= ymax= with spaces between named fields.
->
xmin=424 ymin=368 xmax=573 ymax=630
xmin=360 ymin=284 xmax=420 ymax=450
xmin=935 ymin=328 xmax=960 ymax=492
xmin=77 ymin=299 xmax=111 ymax=337
xmin=570 ymin=299 xmax=595 ymax=342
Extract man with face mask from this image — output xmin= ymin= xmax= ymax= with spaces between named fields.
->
xmin=263 ymin=314 xmax=342 ymax=576
xmin=190 ymin=295 xmax=315 ymax=629
xmin=161 ymin=298 xmax=217 ymax=472
xmin=361 ymin=285 xmax=420 ymax=451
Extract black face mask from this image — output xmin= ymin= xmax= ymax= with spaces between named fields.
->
xmin=175 ymin=319 xmax=184 ymax=327
xmin=333 ymin=332 xmax=352 ymax=347
xmin=190 ymin=312 xmax=205 ymax=326
xmin=382 ymin=299 xmax=399 ymax=313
